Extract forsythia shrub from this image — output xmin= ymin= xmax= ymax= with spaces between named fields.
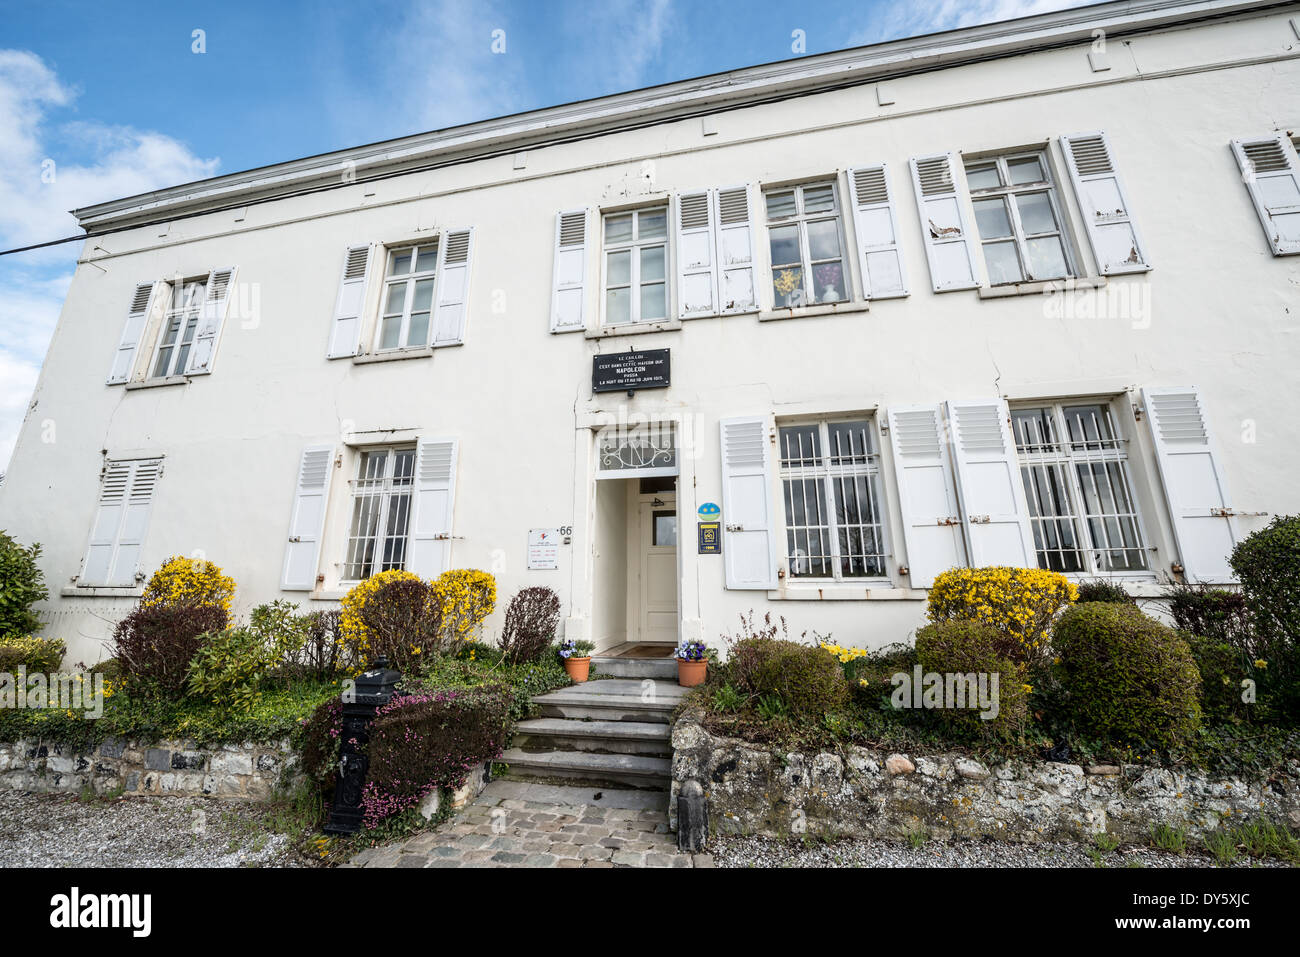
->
xmin=0 ymin=532 xmax=47 ymax=639
xmin=140 ymin=556 xmax=236 ymax=612
xmin=927 ymin=566 xmax=1077 ymax=664
xmin=434 ymin=569 xmax=497 ymax=650
xmin=338 ymin=569 xmax=425 ymax=660
xmin=0 ymin=635 xmax=66 ymax=673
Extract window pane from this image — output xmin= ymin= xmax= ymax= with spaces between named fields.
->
xmin=1011 ymin=407 xmax=1060 ymax=452
xmin=1007 ymin=156 xmax=1046 ymax=185
xmin=802 ymin=184 xmax=836 ymax=214
xmin=388 ymin=250 xmax=413 ymax=276
xmin=640 ymin=245 xmax=665 ymax=282
xmin=765 ymin=190 xmax=797 ymax=220
xmin=1020 ymin=464 xmax=1084 ymax=573
xmin=827 ymin=421 xmax=872 ymax=464
xmin=640 ymin=283 xmax=666 ymax=321
xmin=973 ymin=197 xmax=1014 ymax=239
xmin=811 ymin=261 xmax=846 ymax=303
xmin=606 ymin=287 xmax=631 ymax=324
xmin=411 ymin=278 xmax=434 ymax=312
xmin=407 ymin=312 xmax=430 ymax=346
xmin=605 ymin=214 xmax=634 ymax=243
xmin=384 ymin=283 xmax=406 ymax=314
xmin=380 ymin=314 xmax=402 ymax=349
xmin=833 ymin=474 xmax=885 ymax=577
xmin=806 ymin=218 xmax=842 ymax=260
xmin=606 ymin=249 xmax=631 ymax=286
xmin=768 ymin=225 xmax=800 ymax=267
xmin=653 ymin=511 xmax=677 ymax=547
xmin=772 ymin=266 xmax=805 ymax=308
xmin=1025 ymin=237 xmax=1068 ymax=281
xmin=778 ymin=425 xmax=821 ymax=467
xmin=783 ymin=478 xmax=831 ymax=578
xmin=1061 ymin=404 xmax=1115 ymax=447
xmin=415 ymin=244 xmax=438 ymax=271
xmin=984 ymin=241 xmax=1023 ymax=284
xmin=638 ymin=209 xmax=668 ymax=241
xmin=965 ymin=163 xmax=1001 ymax=190
xmin=152 ymin=345 xmax=173 ymax=378
xmin=1016 ymin=191 xmax=1059 ymax=234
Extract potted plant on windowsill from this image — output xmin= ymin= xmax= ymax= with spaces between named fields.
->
xmin=558 ymin=638 xmax=595 ymax=682
xmin=676 ymin=639 xmax=710 ymax=687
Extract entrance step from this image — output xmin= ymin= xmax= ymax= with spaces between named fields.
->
xmin=499 ymin=748 xmax=671 ymax=790
xmin=532 ymin=679 xmax=687 ymax=724
xmin=593 ymin=649 xmax=678 ymax=680
xmin=513 ymin=717 xmax=672 ymax=757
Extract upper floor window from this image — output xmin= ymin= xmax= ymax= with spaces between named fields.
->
xmin=343 ymin=446 xmax=416 ymax=580
xmin=965 ymin=151 xmax=1072 ymax=284
xmin=778 ymin=418 xmax=887 ymax=580
xmin=1010 ymin=401 xmax=1148 ymax=575
xmin=603 ymin=207 xmax=668 ymax=325
xmin=765 ymin=182 xmax=848 ymax=308
xmin=379 ymin=243 xmax=438 ymax=350
xmin=150 ymin=279 xmax=207 ymax=378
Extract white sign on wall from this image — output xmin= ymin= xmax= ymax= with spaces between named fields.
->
xmin=527 ymin=528 xmax=560 ymax=569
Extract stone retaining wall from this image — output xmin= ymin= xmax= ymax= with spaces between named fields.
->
xmin=0 ymin=738 xmax=299 ymax=800
xmin=670 ymin=709 xmax=1300 ymax=843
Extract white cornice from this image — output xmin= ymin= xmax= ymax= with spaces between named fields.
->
xmin=71 ymin=0 xmax=1293 ymax=231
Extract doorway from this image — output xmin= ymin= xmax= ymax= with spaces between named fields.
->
xmin=638 ymin=491 xmax=678 ymax=645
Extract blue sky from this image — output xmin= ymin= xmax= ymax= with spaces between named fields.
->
xmin=0 ymin=0 xmax=1089 ymax=471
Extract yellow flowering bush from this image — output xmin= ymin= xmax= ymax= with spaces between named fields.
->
xmin=140 ymin=556 xmax=236 ymax=612
xmin=434 ymin=569 xmax=497 ymax=648
xmin=926 ymin=566 xmax=1076 ymax=664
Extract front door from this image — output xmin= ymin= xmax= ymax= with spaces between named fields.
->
xmin=639 ymin=497 xmax=678 ymax=644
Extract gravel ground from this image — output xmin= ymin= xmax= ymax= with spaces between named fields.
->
xmin=711 ymin=835 xmax=1292 ymax=868
xmin=0 ymin=791 xmax=302 ymax=868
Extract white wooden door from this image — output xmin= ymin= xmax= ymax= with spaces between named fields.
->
xmin=639 ymin=498 xmax=678 ymax=644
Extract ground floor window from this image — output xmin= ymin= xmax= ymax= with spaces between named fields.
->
xmin=1010 ymin=401 xmax=1149 ymax=574
xmin=343 ymin=446 xmax=416 ymax=580
xmin=778 ymin=418 xmax=887 ymax=579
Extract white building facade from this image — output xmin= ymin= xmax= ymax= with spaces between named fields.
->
xmin=4 ymin=0 xmax=1299 ymax=664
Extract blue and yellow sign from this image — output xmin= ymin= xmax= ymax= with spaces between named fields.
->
xmin=697 ymin=521 xmax=721 ymax=554
xmin=698 ymin=502 xmax=720 ymax=520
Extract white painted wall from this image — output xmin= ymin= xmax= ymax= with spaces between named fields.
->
xmin=3 ymin=7 xmax=1299 ymax=664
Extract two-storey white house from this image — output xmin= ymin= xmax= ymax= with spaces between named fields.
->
xmin=3 ymin=0 xmax=1299 ymax=664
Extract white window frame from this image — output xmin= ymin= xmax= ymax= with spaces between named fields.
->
xmin=149 ymin=278 xmax=206 ymax=379
xmin=1009 ymin=398 xmax=1153 ymax=578
xmin=964 ymin=150 xmax=1077 ymax=285
xmin=375 ymin=242 xmax=439 ymax=352
xmin=601 ymin=206 xmax=670 ymax=327
xmin=341 ymin=445 xmax=417 ymax=582
xmin=763 ymin=181 xmax=851 ymax=308
xmin=776 ymin=416 xmax=891 ymax=583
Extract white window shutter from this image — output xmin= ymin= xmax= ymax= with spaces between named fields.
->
xmin=108 ymin=282 xmax=160 ymax=384
xmin=714 ymin=185 xmax=757 ymax=313
xmin=1060 ymin=132 xmax=1150 ymax=273
xmin=909 ymin=153 xmax=979 ymax=292
xmin=945 ymin=399 xmax=1036 ymax=568
xmin=720 ymin=416 xmax=777 ymax=590
xmin=886 ymin=406 xmax=965 ymax=587
xmin=185 ymin=266 xmax=236 ymax=375
xmin=1231 ymin=134 xmax=1300 ymax=256
xmin=676 ymin=190 xmax=717 ymax=318
xmin=433 ymin=228 xmax=474 ymax=345
xmin=550 ymin=209 xmax=588 ymax=332
xmin=849 ymin=165 xmax=908 ymax=298
xmin=406 ymin=437 xmax=458 ymax=578
xmin=327 ymin=244 xmax=373 ymax=358
xmin=81 ymin=458 xmax=161 ymax=586
xmin=1142 ymin=387 xmax=1237 ymax=583
xmin=281 ymin=445 xmax=335 ymax=591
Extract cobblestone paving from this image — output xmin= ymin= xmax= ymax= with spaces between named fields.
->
xmin=346 ymin=779 xmax=711 ymax=869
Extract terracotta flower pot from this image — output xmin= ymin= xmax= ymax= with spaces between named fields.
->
xmin=677 ymin=658 xmax=707 ymax=687
xmin=563 ymin=656 xmax=592 ymax=683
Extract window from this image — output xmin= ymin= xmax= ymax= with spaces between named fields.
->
xmin=603 ymin=208 xmax=668 ymax=325
xmin=80 ymin=457 xmax=162 ymax=586
xmin=343 ymin=447 xmax=416 ymax=580
xmin=765 ymin=182 xmax=848 ymax=307
xmin=150 ymin=279 xmax=206 ymax=378
xmin=652 ymin=510 xmax=677 ymax=547
xmin=379 ymin=243 xmax=438 ymax=350
xmin=1010 ymin=402 xmax=1149 ymax=574
xmin=778 ymin=419 xmax=887 ymax=580
xmin=965 ymin=152 xmax=1072 ymax=284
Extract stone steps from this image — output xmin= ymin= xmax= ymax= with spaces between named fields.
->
xmin=592 ymin=650 xmax=678 ymax=681
xmin=513 ymin=718 xmax=672 ymax=757
xmin=532 ymin=680 xmax=686 ymax=724
xmin=499 ymin=748 xmax=672 ymax=790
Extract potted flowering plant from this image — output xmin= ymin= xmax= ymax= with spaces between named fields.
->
xmin=675 ymin=639 xmax=709 ymax=687
xmin=558 ymin=638 xmax=595 ymax=682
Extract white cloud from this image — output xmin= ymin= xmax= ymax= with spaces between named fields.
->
xmin=849 ymin=0 xmax=1090 ymax=47
xmin=0 ymin=49 xmax=219 ymax=473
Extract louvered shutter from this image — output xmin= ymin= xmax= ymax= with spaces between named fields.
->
xmin=720 ymin=416 xmax=777 ymax=589
xmin=81 ymin=458 xmax=162 ymax=586
xmin=185 ymin=266 xmax=236 ymax=374
xmin=406 ymin=437 xmax=458 ymax=577
xmin=1060 ymin=132 xmax=1150 ymax=273
xmin=550 ymin=210 xmax=588 ymax=332
xmin=281 ymin=445 xmax=335 ymax=591
xmin=108 ymin=282 xmax=160 ymax=384
xmin=714 ymin=185 xmax=757 ymax=313
xmin=946 ymin=399 xmax=1036 ymax=568
xmin=676 ymin=190 xmax=717 ymax=318
xmin=909 ymin=153 xmax=979 ymax=291
xmin=849 ymin=165 xmax=908 ymax=298
xmin=433 ymin=228 xmax=474 ymax=345
xmin=886 ymin=406 xmax=965 ymax=587
xmin=1142 ymin=387 xmax=1237 ymax=583
xmin=327 ymin=244 xmax=372 ymax=358
xmin=1231 ymin=134 xmax=1300 ymax=256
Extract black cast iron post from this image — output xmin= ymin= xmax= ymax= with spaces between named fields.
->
xmin=323 ymin=656 xmax=401 ymax=835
